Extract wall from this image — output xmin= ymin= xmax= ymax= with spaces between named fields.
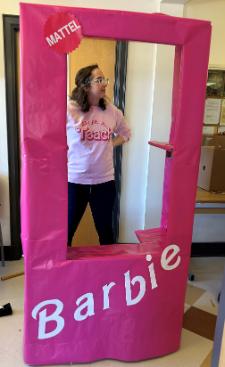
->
xmin=184 ymin=0 xmax=225 ymax=242
xmin=141 ymin=2 xmax=185 ymax=232
xmin=121 ymin=0 xmax=225 ymax=241
xmin=119 ymin=41 xmax=156 ymax=242
xmin=184 ymin=0 xmax=225 ymax=68
xmin=124 ymin=0 xmax=225 ymax=241
xmin=120 ymin=2 xmax=187 ymax=241
xmin=142 ymin=0 xmax=225 ymax=241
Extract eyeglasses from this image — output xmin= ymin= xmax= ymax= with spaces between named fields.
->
xmin=90 ymin=77 xmax=109 ymax=86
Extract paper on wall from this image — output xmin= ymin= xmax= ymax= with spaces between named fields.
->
xmin=204 ymin=98 xmax=221 ymax=125
xmin=220 ymin=99 xmax=225 ymax=126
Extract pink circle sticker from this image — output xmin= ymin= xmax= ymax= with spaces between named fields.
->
xmin=44 ymin=12 xmax=83 ymax=54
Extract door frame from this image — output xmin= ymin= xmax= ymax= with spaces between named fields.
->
xmin=3 ymin=14 xmax=128 ymax=259
xmin=3 ymin=15 xmax=21 ymax=260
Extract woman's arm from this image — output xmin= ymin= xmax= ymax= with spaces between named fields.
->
xmin=113 ymin=106 xmax=131 ymax=144
xmin=67 ymin=100 xmax=82 ymax=121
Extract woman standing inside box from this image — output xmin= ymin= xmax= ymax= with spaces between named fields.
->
xmin=67 ymin=64 xmax=131 ymax=246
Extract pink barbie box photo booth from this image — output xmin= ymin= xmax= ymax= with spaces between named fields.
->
xmin=20 ymin=3 xmax=211 ymax=365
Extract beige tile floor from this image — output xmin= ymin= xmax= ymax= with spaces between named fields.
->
xmin=0 ymin=257 xmax=225 ymax=367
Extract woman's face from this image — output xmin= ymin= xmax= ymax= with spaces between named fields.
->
xmin=87 ymin=68 xmax=109 ymax=101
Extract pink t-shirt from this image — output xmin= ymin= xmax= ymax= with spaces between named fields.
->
xmin=67 ymin=103 xmax=130 ymax=184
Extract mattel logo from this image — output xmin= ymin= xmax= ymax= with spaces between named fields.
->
xmin=44 ymin=12 xmax=83 ymax=53
xmin=45 ymin=20 xmax=80 ymax=47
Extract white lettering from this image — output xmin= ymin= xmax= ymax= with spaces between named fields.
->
xmin=161 ymin=244 xmax=181 ymax=270
xmin=57 ymin=28 xmax=66 ymax=38
xmin=31 ymin=247 xmax=182 ymax=336
xmin=45 ymin=20 xmax=81 ymax=48
xmin=31 ymin=299 xmax=64 ymax=340
xmin=54 ymin=31 xmax=62 ymax=43
xmin=64 ymin=24 xmax=71 ymax=34
xmin=124 ymin=270 xmax=146 ymax=306
xmin=58 ymin=24 xmax=70 ymax=38
xmin=102 ymin=282 xmax=116 ymax=310
xmin=45 ymin=35 xmax=56 ymax=47
xmin=74 ymin=293 xmax=95 ymax=321
xmin=146 ymin=254 xmax=158 ymax=289
xmin=69 ymin=20 xmax=80 ymax=32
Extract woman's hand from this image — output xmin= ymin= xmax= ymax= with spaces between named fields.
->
xmin=112 ymin=135 xmax=125 ymax=148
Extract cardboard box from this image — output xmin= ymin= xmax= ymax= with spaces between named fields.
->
xmin=202 ymin=134 xmax=225 ymax=147
xmin=198 ymin=145 xmax=225 ymax=192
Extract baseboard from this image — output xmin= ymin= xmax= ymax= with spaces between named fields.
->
xmin=191 ymin=242 xmax=225 ymax=257
xmin=1 ymin=246 xmax=22 ymax=261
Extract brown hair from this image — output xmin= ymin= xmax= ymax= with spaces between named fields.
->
xmin=70 ymin=64 xmax=106 ymax=112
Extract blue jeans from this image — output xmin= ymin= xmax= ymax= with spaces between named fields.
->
xmin=68 ymin=181 xmax=116 ymax=246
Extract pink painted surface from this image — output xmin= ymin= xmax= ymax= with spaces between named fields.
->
xmin=20 ymin=3 xmax=211 ymax=365
xmin=149 ymin=140 xmax=174 ymax=152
